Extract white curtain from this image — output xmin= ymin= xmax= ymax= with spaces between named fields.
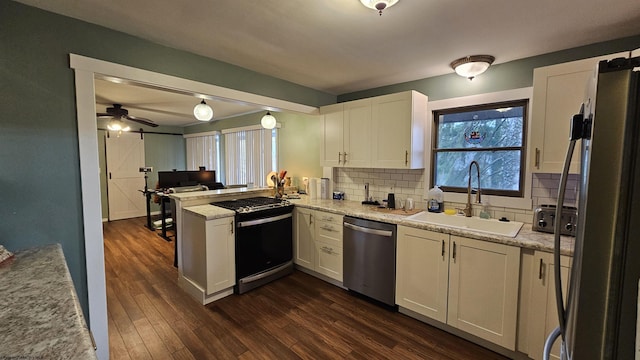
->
xmin=185 ymin=134 xmax=219 ymax=174
xmin=225 ymin=128 xmax=276 ymax=187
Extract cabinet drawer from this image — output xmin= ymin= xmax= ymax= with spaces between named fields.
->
xmin=316 ymin=212 xmax=342 ymax=224
xmin=316 ymin=221 xmax=342 ymax=246
xmin=315 ymin=241 xmax=343 ymax=281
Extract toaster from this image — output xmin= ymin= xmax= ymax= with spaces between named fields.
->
xmin=532 ymin=205 xmax=578 ymax=236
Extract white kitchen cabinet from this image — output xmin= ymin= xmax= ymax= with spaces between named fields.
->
xmin=528 ymin=251 xmax=572 ymax=360
xmin=181 ymin=211 xmax=235 ymax=304
xmin=314 ymin=210 xmax=343 ymax=281
xmin=293 ymin=208 xmax=344 ymax=282
xmin=343 ymin=99 xmax=373 ymax=167
xmin=395 ymin=228 xmax=520 ymax=350
xmin=319 ymin=103 xmax=344 ymax=167
xmin=530 ymin=52 xmax=627 ymax=173
xmin=371 ymin=91 xmax=427 ymax=169
xmin=319 ymin=90 xmax=426 ymax=169
xmin=293 ymin=207 xmax=315 ymax=270
xmin=448 ymin=235 xmax=521 ymax=350
xmin=396 ymin=226 xmax=449 ymax=323
xmin=315 ymin=241 xmax=343 ymax=281
xmin=319 ymin=99 xmax=372 ymax=168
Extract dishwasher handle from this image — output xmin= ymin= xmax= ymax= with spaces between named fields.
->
xmin=343 ymin=222 xmax=393 ymax=237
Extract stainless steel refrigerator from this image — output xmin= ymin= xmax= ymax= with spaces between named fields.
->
xmin=545 ymin=55 xmax=640 ymax=359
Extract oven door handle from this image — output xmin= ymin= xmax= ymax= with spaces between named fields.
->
xmin=237 ymin=213 xmax=292 ymax=228
xmin=344 ymin=222 xmax=393 ymax=237
xmin=239 ymin=261 xmax=293 ymax=285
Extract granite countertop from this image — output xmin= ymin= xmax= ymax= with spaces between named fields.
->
xmin=0 ymin=244 xmax=97 ymax=360
xmin=184 ymin=204 xmax=236 ymax=220
xmin=168 ymin=186 xmax=272 ymax=201
xmin=288 ymin=196 xmax=574 ymax=256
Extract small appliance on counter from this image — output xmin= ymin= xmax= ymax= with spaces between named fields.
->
xmin=532 ymin=204 xmax=577 ymax=236
xmin=427 ymin=185 xmax=444 ymax=212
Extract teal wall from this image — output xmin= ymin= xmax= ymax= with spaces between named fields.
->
xmin=0 ymin=0 xmax=333 ymax=322
xmin=339 ymin=35 xmax=640 ymax=102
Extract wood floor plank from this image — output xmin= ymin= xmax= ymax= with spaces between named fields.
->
xmin=108 ymin=310 xmax=132 ymax=360
xmin=104 ymin=217 xmax=510 ymax=360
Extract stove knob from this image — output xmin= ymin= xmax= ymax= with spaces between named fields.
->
xmin=565 ymin=223 xmax=573 ymax=231
xmin=538 ymin=219 xmax=547 ymax=228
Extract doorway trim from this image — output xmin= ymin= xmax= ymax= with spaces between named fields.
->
xmin=70 ymin=54 xmax=318 ymax=359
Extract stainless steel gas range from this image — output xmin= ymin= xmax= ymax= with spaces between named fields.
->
xmin=211 ymin=196 xmax=294 ymax=294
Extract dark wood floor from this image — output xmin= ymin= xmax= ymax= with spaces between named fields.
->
xmin=104 ymin=217 xmax=509 ymax=359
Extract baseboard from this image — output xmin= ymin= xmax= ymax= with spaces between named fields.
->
xmin=294 ymin=264 xmax=345 ymax=289
xmin=398 ymin=307 xmax=532 ymax=360
xmin=178 ymin=274 xmax=234 ymax=305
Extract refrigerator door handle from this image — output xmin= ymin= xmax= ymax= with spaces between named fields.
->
xmin=552 ymin=136 xmax=578 ymax=343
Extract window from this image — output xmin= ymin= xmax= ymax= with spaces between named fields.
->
xmin=185 ymin=133 xmax=221 ymax=174
xmin=224 ymin=128 xmax=277 ymax=187
xmin=432 ymin=99 xmax=527 ymax=197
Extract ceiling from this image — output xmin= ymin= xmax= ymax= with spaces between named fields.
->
xmin=94 ymin=79 xmax=264 ymax=128
xmin=15 ymin=0 xmax=640 ymax=127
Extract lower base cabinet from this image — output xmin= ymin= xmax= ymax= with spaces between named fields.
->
xmin=293 ymin=207 xmax=343 ymax=282
xmin=396 ymin=226 xmax=521 ymax=351
xmin=527 ymin=251 xmax=572 ymax=360
xmin=181 ymin=211 xmax=235 ymax=304
xmin=396 ymin=226 xmax=449 ymax=323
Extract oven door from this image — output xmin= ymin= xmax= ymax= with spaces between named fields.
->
xmin=235 ymin=210 xmax=293 ymax=281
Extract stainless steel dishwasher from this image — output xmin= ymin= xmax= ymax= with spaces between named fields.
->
xmin=343 ymin=216 xmax=397 ymax=306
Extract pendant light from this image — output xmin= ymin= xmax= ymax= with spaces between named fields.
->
xmin=360 ymin=0 xmax=399 ymax=15
xmin=193 ymin=99 xmax=214 ymax=121
xmin=261 ymin=111 xmax=277 ymax=129
xmin=450 ymin=55 xmax=495 ymax=81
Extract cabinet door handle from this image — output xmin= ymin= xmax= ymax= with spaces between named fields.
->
xmin=338 ymin=152 xmax=342 ymax=164
xmin=535 ymin=148 xmax=540 ymax=169
xmin=230 ymin=221 xmax=234 ymax=234
xmin=344 ymin=152 xmax=348 ymax=163
xmin=539 ymin=258 xmax=544 ymax=280
xmin=405 ymin=150 xmax=408 ymax=166
xmin=322 ymin=246 xmax=333 ymax=254
xmin=309 ymin=214 xmax=313 ymax=225
xmin=452 ymin=241 xmax=457 ymax=260
xmin=441 ymin=240 xmax=445 ymax=259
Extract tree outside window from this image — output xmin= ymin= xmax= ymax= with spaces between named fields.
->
xmin=432 ymin=100 xmax=527 ymax=197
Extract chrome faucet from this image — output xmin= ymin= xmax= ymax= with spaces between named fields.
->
xmin=463 ymin=161 xmax=482 ymax=217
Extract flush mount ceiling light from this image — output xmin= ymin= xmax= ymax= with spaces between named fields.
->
xmin=193 ymin=99 xmax=214 ymax=121
xmin=261 ymin=111 xmax=277 ymax=129
xmin=450 ymin=55 xmax=495 ymax=81
xmin=360 ymin=0 xmax=399 ymax=15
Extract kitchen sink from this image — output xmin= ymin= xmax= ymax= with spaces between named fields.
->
xmin=405 ymin=211 xmax=523 ymax=238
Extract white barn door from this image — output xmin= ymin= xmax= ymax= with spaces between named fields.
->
xmin=105 ymin=131 xmax=146 ymax=220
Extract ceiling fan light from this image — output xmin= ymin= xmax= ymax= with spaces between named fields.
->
xmin=107 ymin=119 xmax=130 ymax=132
xmin=360 ymin=0 xmax=399 ymax=15
xmin=450 ymin=55 xmax=495 ymax=80
xmin=261 ymin=111 xmax=277 ymax=129
xmin=193 ymin=99 xmax=214 ymax=121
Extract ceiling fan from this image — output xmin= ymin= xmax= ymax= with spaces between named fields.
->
xmin=96 ymin=104 xmax=158 ymax=127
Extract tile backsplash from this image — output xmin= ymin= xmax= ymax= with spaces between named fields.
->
xmin=332 ymin=168 xmax=578 ymax=225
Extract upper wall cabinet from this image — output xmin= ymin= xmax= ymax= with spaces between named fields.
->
xmin=530 ymin=52 xmax=628 ymax=173
xmin=319 ymin=99 xmax=372 ymax=167
xmin=371 ymin=91 xmax=427 ymax=169
xmin=320 ymin=91 xmax=427 ymax=169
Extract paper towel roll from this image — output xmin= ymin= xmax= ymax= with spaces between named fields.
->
xmin=320 ymin=178 xmax=329 ymax=199
xmin=309 ymin=178 xmax=319 ymax=199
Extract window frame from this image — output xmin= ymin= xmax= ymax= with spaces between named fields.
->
xmin=431 ymin=99 xmax=529 ymax=198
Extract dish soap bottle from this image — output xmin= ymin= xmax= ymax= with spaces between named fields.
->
xmin=427 ymin=185 xmax=444 ymax=213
